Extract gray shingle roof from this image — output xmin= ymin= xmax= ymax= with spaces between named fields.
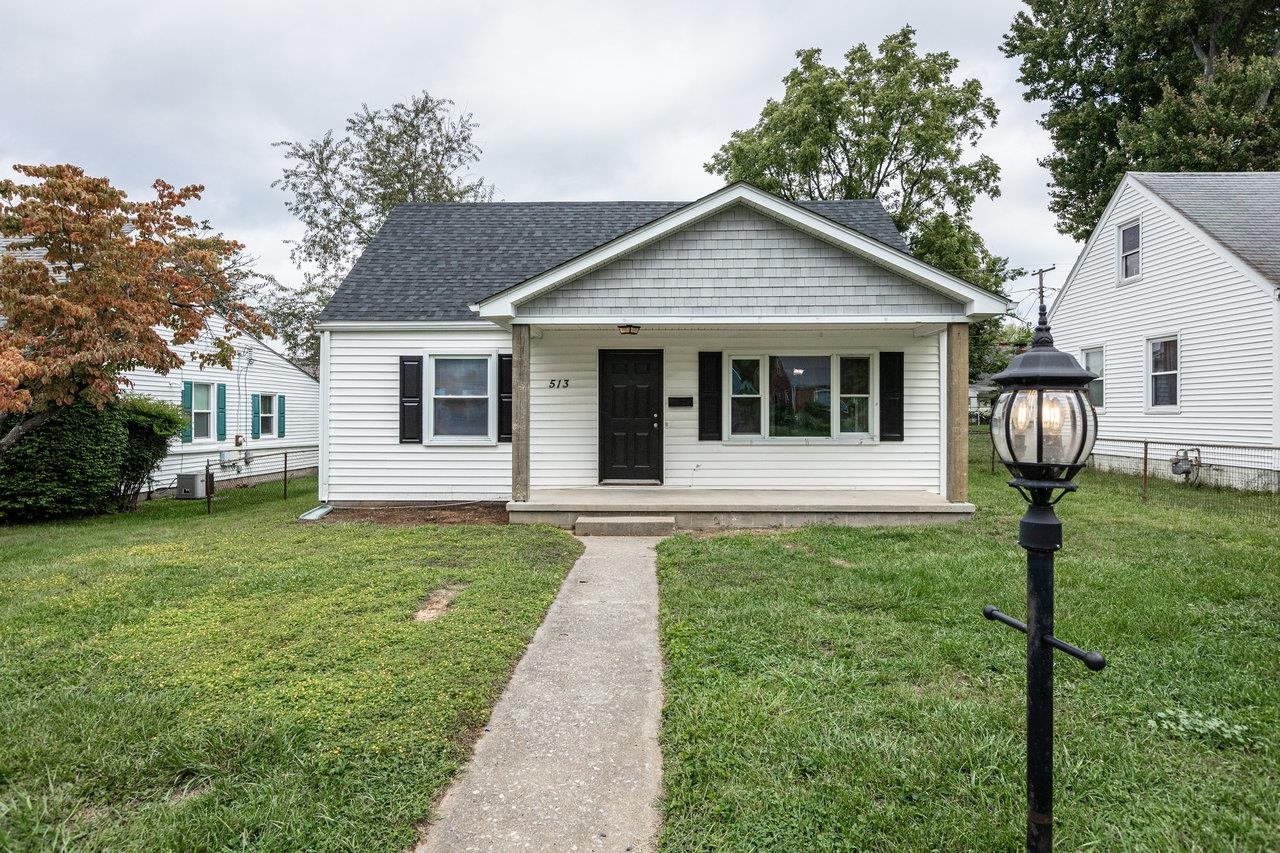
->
xmin=1132 ymin=172 xmax=1280 ymax=286
xmin=319 ymin=197 xmax=910 ymax=322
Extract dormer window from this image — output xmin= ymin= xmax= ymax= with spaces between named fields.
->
xmin=1119 ymin=221 xmax=1141 ymax=281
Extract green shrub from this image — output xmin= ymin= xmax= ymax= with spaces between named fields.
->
xmin=0 ymin=402 xmax=127 ymax=522
xmin=115 ymin=394 xmax=185 ymax=510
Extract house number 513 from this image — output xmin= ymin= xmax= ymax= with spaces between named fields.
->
xmin=548 ymin=379 xmax=570 ymax=388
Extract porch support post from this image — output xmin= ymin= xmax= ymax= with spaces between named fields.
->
xmin=512 ymin=323 xmax=531 ymax=502
xmin=946 ymin=322 xmax=969 ymax=502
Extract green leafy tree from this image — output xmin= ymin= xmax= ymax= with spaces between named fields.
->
xmin=707 ymin=27 xmax=1018 ymax=377
xmin=1004 ymin=0 xmax=1280 ymax=239
xmin=269 ymin=91 xmax=493 ymax=365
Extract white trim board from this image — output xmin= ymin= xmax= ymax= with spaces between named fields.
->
xmin=474 ymin=183 xmax=1010 ymax=321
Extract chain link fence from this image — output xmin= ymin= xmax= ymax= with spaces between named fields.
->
xmin=969 ymin=427 xmax=1280 ymax=522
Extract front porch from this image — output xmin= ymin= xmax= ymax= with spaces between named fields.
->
xmin=508 ymin=486 xmax=975 ymax=530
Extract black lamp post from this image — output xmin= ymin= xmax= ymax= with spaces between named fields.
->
xmin=984 ymin=302 xmax=1106 ymax=853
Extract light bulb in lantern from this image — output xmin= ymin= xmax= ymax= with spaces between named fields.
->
xmin=1011 ymin=391 xmax=1036 ymax=432
xmin=1041 ymin=394 xmax=1065 ymax=434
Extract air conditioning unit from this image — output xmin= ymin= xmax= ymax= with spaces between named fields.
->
xmin=176 ymin=472 xmax=207 ymax=500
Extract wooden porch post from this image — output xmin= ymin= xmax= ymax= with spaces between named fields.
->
xmin=947 ymin=323 xmax=969 ymax=502
xmin=512 ymin=323 xmax=531 ymax=501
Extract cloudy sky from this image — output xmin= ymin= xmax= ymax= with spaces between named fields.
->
xmin=2 ymin=0 xmax=1078 ymax=318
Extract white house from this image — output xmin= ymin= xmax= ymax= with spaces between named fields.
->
xmin=1050 ymin=172 xmax=1280 ymax=490
xmin=1 ymin=235 xmax=320 ymax=492
xmin=125 ymin=313 xmax=320 ymax=493
xmin=316 ymin=183 xmax=1009 ymax=529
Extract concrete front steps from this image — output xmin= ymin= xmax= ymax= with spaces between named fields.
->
xmin=574 ymin=515 xmax=676 ymax=536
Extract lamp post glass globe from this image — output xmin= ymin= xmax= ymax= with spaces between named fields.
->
xmin=991 ymin=387 xmax=1096 ymax=483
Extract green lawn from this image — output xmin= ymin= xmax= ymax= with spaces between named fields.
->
xmin=657 ymin=463 xmax=1280 ymax=851
xmin=0 ymin=479 xmax=582 ymax=851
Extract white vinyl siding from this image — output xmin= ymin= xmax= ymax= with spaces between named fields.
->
xmin=1052 ymin=178 xmax=1278 ymax=446
xmin=325 ymin=328 xmax=513 ymax=502
xmin=529 ymin=327 xmax=943 ymax=492
xmin=122 ymin=313 xmax=321 ymax=489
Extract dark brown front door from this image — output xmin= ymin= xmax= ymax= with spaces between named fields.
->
xmin=598 ymin=349 xmax=663 ymax=483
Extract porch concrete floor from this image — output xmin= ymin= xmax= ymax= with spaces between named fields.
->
xmin=507 ymin=487 xmax=975 ymax=530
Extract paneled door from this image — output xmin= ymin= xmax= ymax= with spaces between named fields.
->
xmin=598 ymin=350 xmax=663 ymax=483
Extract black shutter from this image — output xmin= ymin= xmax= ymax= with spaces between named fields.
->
xmin=879 ymin=351 xmax=904 ymax=442
xmin=698 ymin=351 xmax=722 ymax=441
xmin=497 ymin=354 xmax=513 ymax=443
xmin=399 ymin=356 xmax=423 ymax=443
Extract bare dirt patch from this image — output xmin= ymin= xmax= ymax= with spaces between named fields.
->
xmin=167 ymin=779 xmax=211 ymax=805
xmin=324 ymin=503 xmax=508 ymax=526
xmin=414 ymin=584 xmax=467 ymax=622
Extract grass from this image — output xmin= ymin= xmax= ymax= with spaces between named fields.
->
xmin=657 ymin=462 xmax=1280 ymax=851
xmin=0 ymin=478 xmax=582 ymax=851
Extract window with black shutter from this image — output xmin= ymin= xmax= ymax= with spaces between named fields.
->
xmin=497 ymin=354 xmax=513 ymax=442
xmin=399 ymin=356 xmax=423 ymax=443
xmin=697 ymin=351 xmax=722 ymax=441
xmin=879 ymin=351 xmax=905 ymax=441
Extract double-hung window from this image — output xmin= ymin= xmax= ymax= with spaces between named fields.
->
xmin=1148 ymin=336 xmax=1178 ymax=408
xmin=729 ymin=357 xmax=764 ymax=436
xmin=1082 ymin=348 xmax=1104 ymax=408
xmin=838 ymin=356 xmax=872 ymax=434
xmin=726 ymin=354 xmax=875 ymax=439
xmin=259 ymin=394 xmax=275 ymax=436
xmin=1119 ymin=221 xmax=1141 ymax=281
xmin=428 ymin=354 xmax=496 ymax=442
xmin=190 ymin=382 xmax=212 ymax=440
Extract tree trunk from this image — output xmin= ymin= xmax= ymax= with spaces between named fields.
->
xmin=0 ymin=410 xmax=53 ymax=453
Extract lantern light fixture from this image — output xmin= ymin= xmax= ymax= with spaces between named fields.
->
xmin=982 ymin=297 xmax=1107 ymax=853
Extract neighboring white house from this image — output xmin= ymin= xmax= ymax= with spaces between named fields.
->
xmin=124 ymin=313 xmax=320 ymax=493
xmin=316 ymin=183 xmax=1009 ymax=528
xmin=1050 ymin=172 xmax=1280 ymax=491
xmin=1 ymin=236 xmax=320 ymax=492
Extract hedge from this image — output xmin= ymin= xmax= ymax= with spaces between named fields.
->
xmin=0 ymin=402 xmax=127 ymax=522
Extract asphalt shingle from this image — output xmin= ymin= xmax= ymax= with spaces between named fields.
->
xmin=319 ymin=197 xmax=909 ymax=322
xmin=1132 ymin=172 xmax=1280 ymax=286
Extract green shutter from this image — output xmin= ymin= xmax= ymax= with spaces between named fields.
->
xmin=216 ymin=384 xmax=227 ymax=441
xmin=251 ymin=394 xmax=261 ymax=439
xmin=277 ymin=395 xmax=286 ymax=437
xmin=181 ymin=381 xmax=193 ymax=443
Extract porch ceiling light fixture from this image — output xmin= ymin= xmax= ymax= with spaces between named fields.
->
xmin=983 ymin=296 xmax=1106 ymax=853
xmin=617 ymin=323 xmax=641 ymax=336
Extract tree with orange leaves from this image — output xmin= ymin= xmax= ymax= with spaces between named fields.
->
xmin=0 ymin=163 xmax=269 ymax=452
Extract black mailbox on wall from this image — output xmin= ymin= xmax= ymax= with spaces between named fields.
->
xmin=668 ymin=396 xmax=694 ymax=408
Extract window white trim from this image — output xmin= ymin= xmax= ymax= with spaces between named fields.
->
xmin=1117 ymin=218 xmax=1142 ymax=283
xmin=190 ymin=381 xmax=214 ymax=442
xmin=257 ymin=392 xmax=276 ymax=439
xmin=1080 ymin=346 xmax=1105 ymax=412
xmin=726 ymin=355 xmax=765 ymax=438
xmin=721 ymin=350 xmax=881 ymax=444
xmin=1145 ymin=333 xmax=1180 ymax=413
xmin=425 ymin=352 xmax=499 ymax=445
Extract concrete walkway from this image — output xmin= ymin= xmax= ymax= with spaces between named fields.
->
xmin=418 ymin=536 xmax=664 ymax=852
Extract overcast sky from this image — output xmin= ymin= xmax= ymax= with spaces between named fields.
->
xmin=2 ymin=0 xmax=1078 ymax=319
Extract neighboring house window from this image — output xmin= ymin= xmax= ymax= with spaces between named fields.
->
xmin=1119 ymin=221 xmax=1141 ymax=280
xmin=191 ymin=382 xmax=212 ymax=440
xmin=259 ymin=394 xmax=275 ymax=437
xmin=729 ymin=357 xmax=764 ymax=436
xmin=429 ymin=355 xmax=495 ymax=441
xmin=1082 ymin=348 xmax=1104 ymax=408
xmin=1149 ymin=337 xmax=1178 ymax=408
xmin=727 ymin=354 xmax=876 ymax=439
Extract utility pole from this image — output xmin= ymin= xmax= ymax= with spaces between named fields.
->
xmin=1031 ymin=265 xmax=1056 ymax=308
